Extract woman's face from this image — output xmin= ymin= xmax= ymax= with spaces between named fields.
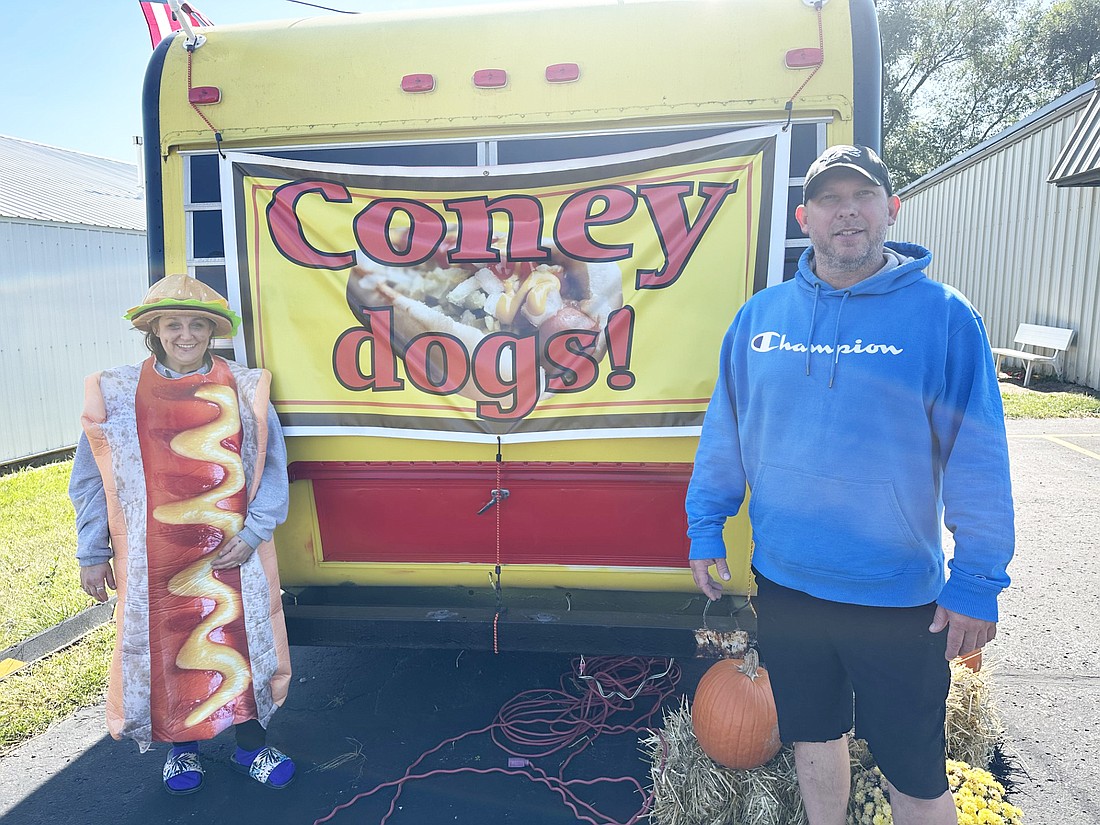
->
xmin=153 ymin=314 xmax=214 ymax=374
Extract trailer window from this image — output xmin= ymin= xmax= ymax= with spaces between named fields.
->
xmin=790 ymin=123 xmax=824 ymax=176
xmin=783 ymin=121 xmax=826 ymax=280
xmin=182 ymin=154 xmax=227 ymax=300
xmin=265 ymin=142 xmax=479 ymax=166
xmin=494 ymin=128 xmax=735 ymax=164
xmin=191 ymin=209 xmax=224 ymax=259
xmin=189 ymin=154 xmax=221 ymax=203
xmin=194 ymin=265 xmax=229 ymax=299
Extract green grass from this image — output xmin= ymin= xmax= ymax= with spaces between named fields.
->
xmin=1001 ymin=386 xmax=1100 ymax=419
xmin=0 ymin=461 xmax=89 ymax=648
xmin=0 ymin=459 xmax=113 ymax=756
xmin=0 ymin=625 xmax=113 ymax=754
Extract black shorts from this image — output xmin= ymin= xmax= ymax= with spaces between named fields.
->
xmin=753 ymin=571 xmax=950 ymax=799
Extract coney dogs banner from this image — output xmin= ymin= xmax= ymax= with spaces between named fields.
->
xmin=223 ymin=127 xmax=789 ymax=442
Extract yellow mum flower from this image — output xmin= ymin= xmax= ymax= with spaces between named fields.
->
xmin=845 ymin=760 xmax=1023 ymax=825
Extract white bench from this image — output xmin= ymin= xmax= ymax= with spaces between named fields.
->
xmin=991 ymin=323 xmax=1075 ymax=387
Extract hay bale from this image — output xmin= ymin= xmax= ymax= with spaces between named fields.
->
xmin=847 ymin=736 xmax=874 ymax=770
xmin=642 ymin=661 xmax=1005 ymax=825
xmin=734 ymin=748 xmax=805 ymax=825
xmin=946 ymin=659 xmax=1002 ymax=770
xmin=641 ymin=698 xmax=805 ymax=825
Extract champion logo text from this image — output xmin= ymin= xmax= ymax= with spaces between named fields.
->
xmin=751 ymin=331 xmax=904 ymax=356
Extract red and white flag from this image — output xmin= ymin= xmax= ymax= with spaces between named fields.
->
xmin=140 ymin=1 xmax=213 ymax=49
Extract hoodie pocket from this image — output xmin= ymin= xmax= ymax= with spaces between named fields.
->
xmin=748 ymin=463 xmax=924 ymax=580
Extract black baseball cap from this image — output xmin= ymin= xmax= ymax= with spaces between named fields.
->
xmin=803 ymin=144 xmax=893 ymax=200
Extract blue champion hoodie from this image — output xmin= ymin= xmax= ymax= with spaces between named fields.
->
xmin=685 ymin=241 xmax=1014 ymax=621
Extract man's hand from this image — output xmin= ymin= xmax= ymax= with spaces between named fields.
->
xmin=689 ymin=557 xmax=731 ymax=601
xmin=929 ymin=605 xmax=997 ymax=661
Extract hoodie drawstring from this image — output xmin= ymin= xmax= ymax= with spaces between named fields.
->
xmin=804 ymin=285 xmax=851 ymax=387
xmin=828 ymin=291 xmax=851 ymax=388
xmin=805 ymin=283 xmax=821 ymax=376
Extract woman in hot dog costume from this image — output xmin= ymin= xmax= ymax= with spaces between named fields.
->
xmin=68 ymin=274 xmax=295 ymax=794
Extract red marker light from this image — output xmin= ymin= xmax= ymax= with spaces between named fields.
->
xmin=187 ymin=86 xmax=221 ymax=105
xmin=784 ymin=48 xmax=823 ymax=68
xmin=401 ymin=74 xmax=435 ymax=93
xmin=473 ymin=69 xmax=508 ymax=88
xmin=545 ymin=63 xmax=580 ymax=83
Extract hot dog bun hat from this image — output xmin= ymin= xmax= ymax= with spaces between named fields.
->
xmin=125 ymin=273 xmax=242 ymax=338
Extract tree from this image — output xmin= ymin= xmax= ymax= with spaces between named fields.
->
xmin=877 ymin=0 xmax=1099 ymax=188
xmin=1026 ymin=0 xmax=1100 ymax=94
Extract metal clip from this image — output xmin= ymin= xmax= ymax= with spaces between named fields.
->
xmin=477 ymin=488 xmax=510 ymax=515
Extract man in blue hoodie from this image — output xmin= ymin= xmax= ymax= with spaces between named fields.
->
xmin=686 ymin=145 xmax=1014 ymax=825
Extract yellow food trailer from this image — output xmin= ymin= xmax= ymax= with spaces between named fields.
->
xmin=141 ymin=0 xmax=882 ymax=655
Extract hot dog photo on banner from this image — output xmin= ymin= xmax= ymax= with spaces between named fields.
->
xmin=347 ymin=231 xmax=625 ymax=406
xmin=69 ymin=275 xmax=297 ymax=794
xmin=223 ymin=127 xmax=787 ymax=442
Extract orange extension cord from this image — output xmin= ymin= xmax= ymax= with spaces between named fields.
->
xmin=312 ymin=656 xmax=682 ymax=825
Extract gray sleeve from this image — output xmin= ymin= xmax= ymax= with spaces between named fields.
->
xmin=238 ymin=402 xmax=290 ymax=550
xmin=68 ymin=432 xmax=114 ymax=567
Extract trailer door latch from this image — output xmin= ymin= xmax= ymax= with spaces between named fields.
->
xmin=476 ymin=488 xmax=510 ymax=515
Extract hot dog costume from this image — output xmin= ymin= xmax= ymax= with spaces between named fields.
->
xmin=70 ymin=277 xmax=292 ymax=752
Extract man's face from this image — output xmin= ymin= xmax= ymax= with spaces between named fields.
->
xmin=795 ymin=169 xmax=901 ymax=278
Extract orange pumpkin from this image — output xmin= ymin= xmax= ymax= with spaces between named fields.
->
xmin=691 ymin=649 xmax=781 ymax=769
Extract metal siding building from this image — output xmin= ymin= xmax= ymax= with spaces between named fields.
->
xmin=0 ymin=136 xmax=148 ymax=466
xmin=890 ymin=80 xmax=1100 ymax=391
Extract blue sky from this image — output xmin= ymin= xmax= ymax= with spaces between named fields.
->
xmin=2 ymin=0 xmax=507 ymax=163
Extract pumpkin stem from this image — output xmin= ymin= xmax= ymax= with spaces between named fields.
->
xmin=738 ymin=648 xmax=762 ymax=681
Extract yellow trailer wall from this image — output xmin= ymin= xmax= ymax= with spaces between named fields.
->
xmin=145 ymin=0 xmax=869 ymax=597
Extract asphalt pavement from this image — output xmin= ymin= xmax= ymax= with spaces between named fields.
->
xmin=0 ymin=646 xmax=690 ymax=825
xmin=977 ymin=418 xmax=1100 ymax=824
xmin=1 ymin=416 xmax=1097 ymax=825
